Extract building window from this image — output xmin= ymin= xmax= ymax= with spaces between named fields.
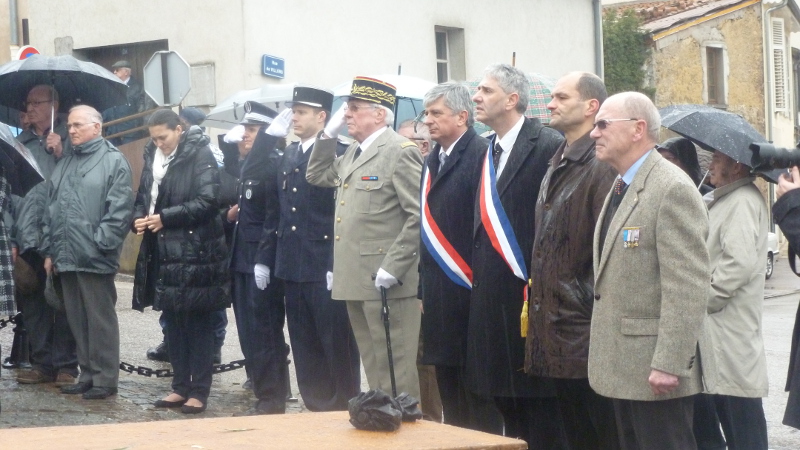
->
xmin=434 ymin=27 xmax=466 ymax=82
xmin=772 ymin=17 xmax=788 ymax=113
xmin=702 ymin=43 xmax=727 ymax=107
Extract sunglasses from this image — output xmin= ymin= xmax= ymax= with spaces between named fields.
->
xmin=593 ymin=118 xmax=639 ymax=130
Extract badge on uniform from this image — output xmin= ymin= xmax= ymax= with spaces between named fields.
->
xmin=362 ymin=176 xmax=378 ymax=181
xmin=245 ymin=188 xmax=252 ymax=200
xmin=622 ymin=227 xmax=640 ymax=248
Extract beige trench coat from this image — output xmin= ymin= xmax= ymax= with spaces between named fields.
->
xmin=699 ymin=177 xmax=769 ymax=398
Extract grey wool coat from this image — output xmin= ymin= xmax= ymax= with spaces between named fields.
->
xmin=589 ymin=150 xmax=711 ymax=401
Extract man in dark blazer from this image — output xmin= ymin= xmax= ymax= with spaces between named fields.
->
xmin=467 ymin=63 xmax=566 ymax=448
xmin=418 ymin=82 xmax=502 ymax=433
xmin=524 ymin=72 xmax=619 ymax=449
xmin=264 ymin=86 xmax=360 ymax=411
xmin=589 ymin=92 xmax=710 ymax=448
xmin=227 ymin=102 xmax=288 ymax=415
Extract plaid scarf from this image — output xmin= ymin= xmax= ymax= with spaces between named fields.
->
xmin=0 ymin=167 xmax=15 ymax=317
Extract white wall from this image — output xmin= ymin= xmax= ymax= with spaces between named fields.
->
xmin=26 ymin=0 xmax=597 ymax=105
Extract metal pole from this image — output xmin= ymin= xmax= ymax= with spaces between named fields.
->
xmin=160 ymin=52 xmax=171 ymax=106
xmin=22 ymin=19 xmax=29 ymax=46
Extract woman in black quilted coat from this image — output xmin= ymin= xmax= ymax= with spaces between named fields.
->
xmin=132 ymin=109 xmax=230 ymax=414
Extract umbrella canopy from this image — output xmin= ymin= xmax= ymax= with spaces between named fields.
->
xmin=203 ymin=83 xmax=296 ymax=130
xmin=659 ymin=104 xmax=783 ymax=183
xmin=0 ymin=54 xmax=127 ymax=113
xmin=467 ymin=72 xmax=556 ymax=124
xmin=331 ymin=74 xmax=436 ymax=130
xmin=0 ymin=122 xmax=43 ymax=196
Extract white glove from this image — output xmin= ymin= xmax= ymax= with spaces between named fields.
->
xmin=326 ymin=271 xmax=333 ymax=291
xmin=254 ymin=264 xmax=270 ymax=290
xmin=323 ymin=104 xmax=347 ymax=138
xmin=224 ymin=125 xmax=245 ymax=143
xmin=374 ymin=268 xmax=398 ymax=290
xmin=266 ymin=108 xmax=293 ymax=137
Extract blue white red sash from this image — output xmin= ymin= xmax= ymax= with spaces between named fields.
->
xmin=478 ymin=139 xmax=528 ymax=281
xmin=420 ymin=164 xmax=473 ymax=289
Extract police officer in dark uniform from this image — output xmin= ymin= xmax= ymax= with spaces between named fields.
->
xmin=263 ymin=86 xmax=359 ymax=411
xmin=227 ymin=101 xmax=288 ymax=415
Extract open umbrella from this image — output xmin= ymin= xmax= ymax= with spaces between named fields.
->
xmin=332 ymin=74 xmax=436 ymax=130
xmin=0 ymin=55 xmax=127 ymax=114
xmin=0 ymin=122 xmax=43 ymax=196
xmin=467 ymin=72 xmax=556 ymax=134
xmin=659 ymin=104 xmax=783 ymax=183
xmin=203 ymin=83 xmax=295 ymax=130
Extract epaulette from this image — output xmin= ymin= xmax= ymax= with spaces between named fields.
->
xmin=401 ymin=141 xmax=418 ymax=149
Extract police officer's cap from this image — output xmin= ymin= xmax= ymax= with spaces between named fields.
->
xmin=287 ymin=85 xmax=334 ymax=113
xmin=240 ymin=101 xmax=277 ymax=125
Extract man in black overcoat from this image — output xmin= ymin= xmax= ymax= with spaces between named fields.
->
xmin=418 ymin=82 xmax=503 ymax=432
xmin=467 ymin=64 xmax=567 ymax=448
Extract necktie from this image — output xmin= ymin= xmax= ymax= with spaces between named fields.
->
xmin=611 ymin=178 xmax=627 ymax=207
xmin=439 ymin=151 xmax=447 ymax=168
xmin=353 ymin=146 xmax=362 ymax=161
xmin=493 ymin=143 xmax=503 ymax=168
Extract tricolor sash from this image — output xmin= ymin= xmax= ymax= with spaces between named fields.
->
xmin=420 ymin=164 xmax=473 ymax=289
xmin=478 ymin=139 xmax=528 ymax=281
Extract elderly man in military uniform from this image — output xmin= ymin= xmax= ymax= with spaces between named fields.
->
xmin=262 ymin=86 xmax=359 ymax=411
xmin=226 ymin=102 xmax=288 ymax=415
xmin=307 ymin=77 xmax=423 ymax=400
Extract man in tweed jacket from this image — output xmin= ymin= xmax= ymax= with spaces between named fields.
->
xmin=589 ymin=92 xmax=710 ymax=449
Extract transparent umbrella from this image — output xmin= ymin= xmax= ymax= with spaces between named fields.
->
xmin=467 ymin=72 xmax=557 ymax=134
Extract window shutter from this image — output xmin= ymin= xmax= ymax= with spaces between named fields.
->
xmin=772 ymin=17 xmax=787 ymax=112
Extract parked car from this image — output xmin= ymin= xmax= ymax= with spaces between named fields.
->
xmin=767 ymin=232 xmax=780 ymax=279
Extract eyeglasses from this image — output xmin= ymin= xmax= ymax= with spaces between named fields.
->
xmin=66 ymin=122 xmax=98 ymax=130
xmin=24 ymin=99 xmax=53 ymax=108
xmin=593 ymin=118 xmax=639 ymax=130
xmin=346 ymin=103 xmax=376 ymax=113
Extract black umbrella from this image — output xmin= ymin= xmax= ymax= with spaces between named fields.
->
xmin=0 ymin=54 xmax=127 ymax=115
xmin=0 ymin=122 xmax=43 ymax=196
xmin=659 ymin=104 xmax=783 ymax=183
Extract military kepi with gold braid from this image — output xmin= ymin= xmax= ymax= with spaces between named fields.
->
xmin=344 ymin=76 xmax=397 ymax=109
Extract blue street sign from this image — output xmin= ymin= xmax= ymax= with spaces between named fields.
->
xmin=262 ymin=54 xmax=285 ymax=79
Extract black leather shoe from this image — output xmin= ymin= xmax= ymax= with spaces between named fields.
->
xmin=60 ymin=381 xmax=92 ymax=395
xmin=82 ymin=386 xmax=117 ymax=400
xmin=181 ymin=403 xmax=207 ymax=414
xmin=146 ymin=341 xmax=170 ymax=362
xmin=154 ymin=398 xmax=186 ymax=408
xmin=242 ymin=378 xmax=252 ymax=390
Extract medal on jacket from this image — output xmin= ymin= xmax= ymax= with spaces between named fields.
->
xmin=420 ymin=164 xmax=473 ymax=289
xmin=479 ymin=138 xmax=529 ymax=336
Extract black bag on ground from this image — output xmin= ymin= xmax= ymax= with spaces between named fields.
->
xmin=348 ymin=389 xmax=402 ymax=431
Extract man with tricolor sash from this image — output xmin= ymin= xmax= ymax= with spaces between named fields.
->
xmin=306 ymin=76 xmax=423 ymax=401
xmin=417 ymin=82 xmax=503 ymax=432
xmin=467 ymin=63 xmax=567 ymax=447
xmin=523 ymin=72 xmax=619 ymax=449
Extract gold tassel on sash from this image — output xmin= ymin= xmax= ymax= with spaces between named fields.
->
xmin=521 ymin=278 xmax=532 ymax=338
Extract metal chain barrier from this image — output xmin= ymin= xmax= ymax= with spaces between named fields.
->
xmin=119 ymin=359 xmax=246 ymax=378
xmin=0 ymin=314 xmax=16 ymax=330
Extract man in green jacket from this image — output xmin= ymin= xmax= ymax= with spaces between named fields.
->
xmin=42 ymin=105 xmax=133 ymax=400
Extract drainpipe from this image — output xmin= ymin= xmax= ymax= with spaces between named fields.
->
xmin=594 ymin=0 xmax=604 ymax=77
xmin=9 ymin=0 xmax=18 ymax=46
xmin=762 ymin=0 xmax=788 ymax=231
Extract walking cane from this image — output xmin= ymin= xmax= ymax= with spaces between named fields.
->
xmin=379 ymin=285 xmax=398 ymax=398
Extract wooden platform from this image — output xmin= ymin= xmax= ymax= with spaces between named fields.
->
xmin=0 ymin=411 xmax=527 ymax=450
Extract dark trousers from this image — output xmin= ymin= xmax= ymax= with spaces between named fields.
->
xmin=17 ymin=273 xmax=77 ymax=376
xmin=163 ymin=309 xmax=214 ymax=404
xmin=159 ymin=309 xmax=227 ymax=349
xmin=613 ymin=396 xmax=696 ymax=450
xmin=60 ymin=272 xmax=119 ymax=388
xmin=231 ymin=271 xmax=287 ymax=411
xmin=436 ymin=365 xmax=503 ymax=434
xmin=553 ymin=378 xmax=620 ymax=450
xmin=693 ymin=393 xmax=768 ymax=450
xmin=495 ymin=396 xmax=569 ymax=449
xmin=284 ymin=280 xmax=360 ymax=411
